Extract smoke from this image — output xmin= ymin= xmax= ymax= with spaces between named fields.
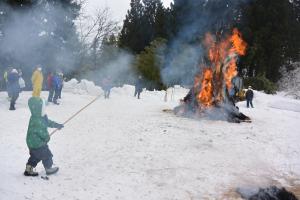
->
xmin=161 ymin=43 xmax=203 ymax=86
xmin=82 ymin=49 xmax=136 ymax=87
xmin=0 ymin=1 xmax=81 ymax=88
xmin=161 ymin=0 xmax=251 ymax=87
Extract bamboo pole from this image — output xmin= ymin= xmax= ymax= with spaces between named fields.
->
xmin=50 ymin=95 xmax=101 ymax=137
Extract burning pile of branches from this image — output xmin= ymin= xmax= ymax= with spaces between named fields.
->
xmin=174 ymin=28 xmax=251 ymax=123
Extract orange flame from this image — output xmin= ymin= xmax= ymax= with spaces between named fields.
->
xmin=231 ymin=28 xmax=247 ymax=56
xmin=194 ymin=28 xmax=247 ymax=108
xmin=224 ymin=28 xmax=247 ymax=89
xmin=197 ymin=68 xmax=213 ymax=107
xmin=224 ymin=58 xmax=238 ymax=89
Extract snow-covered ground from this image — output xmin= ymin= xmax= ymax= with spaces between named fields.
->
xmin=0 ymin=81 xmax=300 ymax=199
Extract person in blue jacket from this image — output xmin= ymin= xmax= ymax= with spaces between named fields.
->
xmin=52 ymin=72 xmax=62 ymax=105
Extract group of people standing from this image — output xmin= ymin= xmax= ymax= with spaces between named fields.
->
xmin=3 ymin=66 xmax=64 ymax=110
xmin=47 ymin=71 xmax=64 ymax=104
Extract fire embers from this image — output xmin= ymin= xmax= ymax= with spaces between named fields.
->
xmin=195 ymin=28 xmax=247 ymax=108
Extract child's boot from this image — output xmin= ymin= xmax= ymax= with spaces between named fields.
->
xmin=24 ymin=165 xmax=39 ymax=176
xmin=9 ymin=102 xmax=15 ymax=110
xmin=45 ymin=166 xmax=59 ymax=175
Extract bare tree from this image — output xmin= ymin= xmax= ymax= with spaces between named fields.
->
xmin=74 ymin=1 xmax=121 ymax=73
xmin=77 ymin=3 xmax=119 ymax=50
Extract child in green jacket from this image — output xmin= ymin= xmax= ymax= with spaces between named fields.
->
xmin=24 ymin=97 xmax=63 ymax=176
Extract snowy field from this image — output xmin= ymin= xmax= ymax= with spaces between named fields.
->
xmin=0 ymin=80 xmax=300 ymax=199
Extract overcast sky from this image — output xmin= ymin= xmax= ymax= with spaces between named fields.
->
xmin=84 ymin=0 xmax=174 ymax=22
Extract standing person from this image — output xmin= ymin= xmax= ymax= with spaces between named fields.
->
xmin=245 ymin=86 xmax=254 ymax=108
xmin=31 ymin=66 xmax=43 ymax=97
xmin=24 ymin=97 xmax=63 ymax=176
xmin=4 ymin=67 xmax=12 ymax=84
xmin=102 ymin=77 xmax=112 ymax=99
xmin=134 ymin=76 xmax=143 ymax=99
xmin=3 ymin=69 xmax=8 ymax=84
xmin=18 ymin=68 xmax=23 ymax=77
xmin=58 ymin=72 xmax=64 ymax=99
xmin=47 ymin=72 xmax=54 ymax=102
xmin=4 ymin=67 xmax=12 ymax=99
xmin=52 ymin=72 xmax=62 ymax=105
xmin=7 ymin=69 xmax=20 ymax=110
xmin=18 ymin=68 xmax=26 ymax=91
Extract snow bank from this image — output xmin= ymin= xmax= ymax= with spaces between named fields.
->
xmin=63 ymin=79 xmax=103 ymax=96
xmin=64 ymin=79 xmax=189 ymax=101
xmin=111 ymin=84 xmax=135 ymax=96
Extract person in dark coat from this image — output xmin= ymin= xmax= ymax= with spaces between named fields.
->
xmin=52 ymin=73 xmax=62 ymax=105
xmin=7 ymin=69 xmax=20 ymax=110
xmin=47 ymin=72 xmax=54 ymax=102
xmin=134 ymin=76 xmax=143 ymax=99
xmin=245 ymin=86 xmax=254 ymax=108
xmin=4 ymin=67 xmax=12 ymax=99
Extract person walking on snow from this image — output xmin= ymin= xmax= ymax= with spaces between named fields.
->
xmin=134 ymin=76 xmax=143 ymax=99
xmin=7 ymin=69 xmax=20 ymax=110
xmin=31 ymin=66 xmax=43 ymax=97
xmin=245 ymin=86 xmax=254 ymax=108
xmin=102 ymin=77 xmax=112 ymax=99
xmin=24 ymin=97 xmax=64 ymax=176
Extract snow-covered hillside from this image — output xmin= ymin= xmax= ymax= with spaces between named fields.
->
xmin=0 ymin=81 xmax=300 ymax=199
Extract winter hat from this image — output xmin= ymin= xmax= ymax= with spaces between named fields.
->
xmin=11 ymin=69 xmax=18 ymax=73
xmin=28 ymin=97 xmax=43 ymax=117
xmin=37 ymin=65 xmax=42 ymax=71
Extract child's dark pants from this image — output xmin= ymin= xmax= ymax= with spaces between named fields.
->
xmin=27 ymin=145 xmax=53 ymax=169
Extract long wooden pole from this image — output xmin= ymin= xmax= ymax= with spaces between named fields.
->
xmin=50 ymin=95 xmax=101 ymax=137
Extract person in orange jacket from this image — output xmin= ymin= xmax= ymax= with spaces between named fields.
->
xmin=31 ymin=66 xmax=44 ymax=97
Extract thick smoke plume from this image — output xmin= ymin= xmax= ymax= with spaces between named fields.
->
xmin=161 ymin=0 xmax=251 ymax=87
xmin=0 ymin=1 xmax=81 ymax=88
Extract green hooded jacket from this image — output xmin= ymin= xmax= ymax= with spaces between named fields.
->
xmin=26 ymin=97 xmax=59 ymax=149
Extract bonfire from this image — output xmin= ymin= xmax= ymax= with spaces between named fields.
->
xmin=174 ymin=28 xmax=251 ymax=123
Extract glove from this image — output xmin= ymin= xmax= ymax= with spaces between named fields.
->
xmin=56 ymin=123 xmax=64 ymax=130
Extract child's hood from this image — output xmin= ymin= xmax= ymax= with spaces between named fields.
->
xmin=28 ymin=97 xmax=46 ymax=117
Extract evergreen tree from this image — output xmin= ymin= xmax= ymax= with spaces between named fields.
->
xmin=237 ymin=0 xmax=300 ymax=82
xmin=135 ymin=38 xmax=167 ymax=89
xmin=119 ymin=0 xmax=144 ymax=53
xmin=119 ymin=0 xmax=169 ymax=54
xmin=153 ymin=0 xmax=168 ymax=39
